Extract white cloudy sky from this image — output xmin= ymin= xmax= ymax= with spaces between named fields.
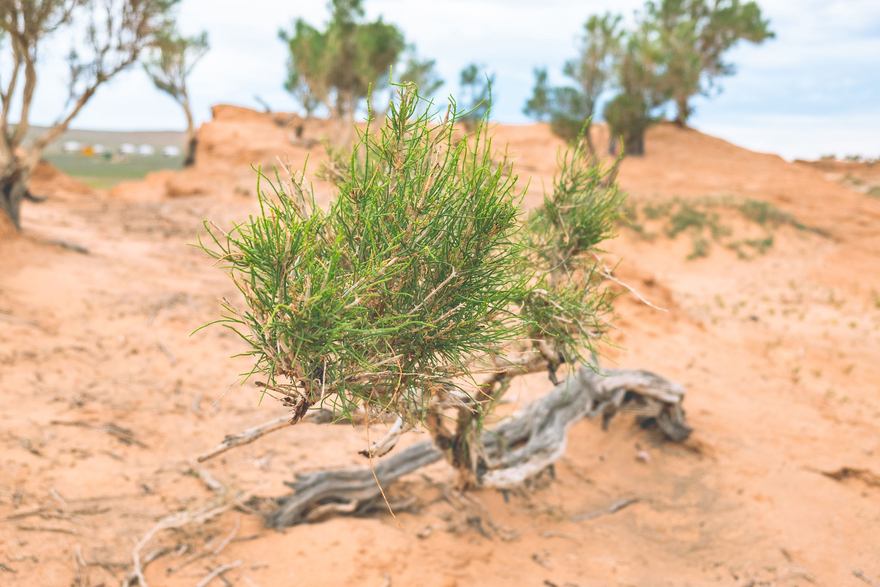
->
xmin=18 ymin=0 xmax=880 ymax=160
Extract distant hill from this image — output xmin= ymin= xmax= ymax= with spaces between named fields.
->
xmin=25 ymin=126 xmax=186 ymax=152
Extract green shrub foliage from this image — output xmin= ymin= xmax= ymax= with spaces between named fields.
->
xmin=201 ymin=85 xmax=622 ymax=437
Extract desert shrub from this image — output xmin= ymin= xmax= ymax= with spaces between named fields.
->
xmin=736 ymin=199 xmax=797 ymax=227
xmin=687 ymin=235 xmax=710 ymax=260
xmin=201 ymin=84 xmax=622 ymax=488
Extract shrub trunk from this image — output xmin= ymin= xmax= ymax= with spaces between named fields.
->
xmin=0 ymin=167 xmax=30 ymax=231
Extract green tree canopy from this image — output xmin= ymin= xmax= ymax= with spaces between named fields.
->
xmin=0 ymin=0 xmax=177 ymax=230
xmin=523 ymin=13 xmax=622 ymax=150
xmin=524 ymin=0 xmax=772 ymax=154
xmin=397 ymin=47 xmax=443 ymax=99
xmin=604 ymin=25 xmax=670 ymax=156
xmin=646 ymin=0 xmax=774 ymax=125
xmin=522 ymin=67 xmax=550 ymax=121
xmin=279 ymin=0 xmax=407 ymax=121
xmin=458 ymin=63 xmax=494 ymax=128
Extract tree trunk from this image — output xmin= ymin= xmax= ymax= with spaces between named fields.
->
xmin=623 ymin=131 xmax=645 ymax=157
xmin=425 ymin=407 xmax=488 ymax=491
xmin=184 ymin=131 xmax=198 ymax=167
xmin=0 ymin=166 xmax=31 ymax=231
xmin=674 ymin=96 xmax=691 ymax=127
xmin=183 ymin=102 xmax=198 ymax=167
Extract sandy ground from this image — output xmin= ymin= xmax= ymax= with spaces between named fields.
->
xmin=1 ymin=110 xmax=879 ymax=587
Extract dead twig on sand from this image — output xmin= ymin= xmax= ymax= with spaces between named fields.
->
xmin=5 ymin=506 xmax=48 ymax=520
xmin=18 ymin=524 xmax=78 ymax=534
xmin=157 ymin=341 xmax=178 ymax=366
xmin=855 ymin=571 xmax=880 ymax=587
xmin=5 ymin=504 xmax=108 ymax=522
xmin=48 ymin=239 xmax=89 ymax=254
xmin=571 ymin=498 xmax=639 ymax=522
xmin=73 ymin=546 xmax=90 ymax=587
xmin=212 ymin=517 xmax=240 ymax=555
xmin=188 ymin=460 xmax=227 ymax=494
xmin=194 ymin=560 xmax=242 ymax=587
xmin=541 ymin=530 xmax=582 ymax=541
xmin=165 ymin=550 xmax=207 ymax=577
xmin=49 ymin=487 xmax=68 ymax=508
xmin=197 ymin=417 xmax=288 ymax=462
xmin=120 ymin=547 xmax=174 ymax=586
xmin=197 ymin=409 xmax=393 ymax=464
xmin=0 ymin=312 xmax=42 ymax=329
xmin=127 ymin=490 xmax=258 ymax=587
xmin=50 ymin=420 xmax=148 ymax=448
xmin=192 ymin=394 xmax=204 ymax=418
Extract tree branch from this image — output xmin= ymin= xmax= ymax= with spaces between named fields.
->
xmin=196 ymin=409 xmax=344 ymax=463
xmin=267 ymin=365 xmax=690 ymax=528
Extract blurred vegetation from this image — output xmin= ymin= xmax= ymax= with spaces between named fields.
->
xmin=621 ymin=196 xmax=819 ymax=260
xmin=279 ymin=0 xmax=442 ymax=122
xmin=43 ymin=154 xmax=183 ymax=189
xmin=142 ymin=27 xmax=210 ymax=166
xmin=524 ymin=14 xmax=623 ymax=153
xmin=458 ymin=63 xmax=495 ymax=129
xmin=525 ymin=0 xmax=774 ymax=156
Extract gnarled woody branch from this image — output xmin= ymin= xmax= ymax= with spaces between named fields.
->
xmin=197 ymin=351 xmax=552 ymax=464
xmin=266 ymin=365 xmax=691 ymax=528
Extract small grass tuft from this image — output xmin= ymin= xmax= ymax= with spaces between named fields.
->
xmin=620 ymin=196 xmax=821 ymax=260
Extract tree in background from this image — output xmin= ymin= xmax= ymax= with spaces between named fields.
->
xmin=280 ymin=19 xmax=327 ymax=119
xmin=522 ymin=67 xmax=550 ymax=121
xmin=279 ymin=0 xmax=405 ymax=125
xmin=603 ymin=26 xmax=670 ymax=156
xmin=397 ymin=48 xmax=443 ymax=100
xmin=143 ymin=30 xmax=209 ymax=167
xmin=556 ymin=14 xmax=623 ymax=150
xmin=458 ymin=63 xmax=494 ymax=129
xmin=646 ymin=0 xmax=774 ymax=126
xmin=526 ymin=0 xmax=772 ymax=153
xmin=523 ymin=14 xmax=622 ymax=150
xmin=0 ymin=0 xmax=176 ymax=231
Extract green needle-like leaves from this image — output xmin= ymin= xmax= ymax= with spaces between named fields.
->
xmin=201 ymin=84 xmax=623 ymax=426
